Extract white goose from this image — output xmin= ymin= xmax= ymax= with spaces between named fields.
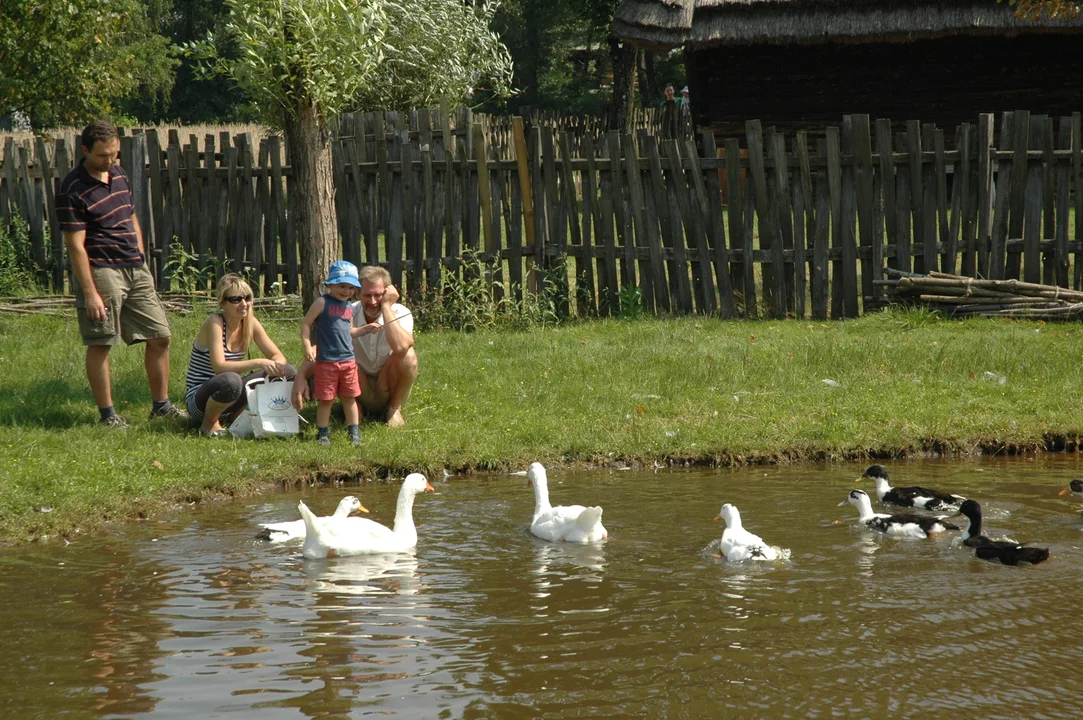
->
xmin=527 ymin=462 xmax=607 ymax=543
xmin=256 ymin=495 xmax=368 ymax=542
xmin=714 ymin=503 xmax=779 ymax=561
xmin=299 ymin=474 xmax=435 ymax=559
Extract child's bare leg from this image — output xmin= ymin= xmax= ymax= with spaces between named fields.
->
xmin=342 ymin=396 xmax=359 ymax=426
xmin=316 ymin=399 xmax=333 ymax=445
xmin=342 ymin=396 xmax=361 ymax=446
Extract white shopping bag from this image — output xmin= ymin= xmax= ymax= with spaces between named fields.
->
xmin=228 ymin=406 xmax=254 ymax=438
xmin=247 ymin=377 xmax=299 ymax=438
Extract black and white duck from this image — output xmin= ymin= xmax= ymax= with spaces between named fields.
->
xmin=951 ymin=499 xmax=1050 ymax=566
xmin=1058 ymin=478 xmax=1083 ymax=500
xmin=839 ymin=489 xmax=959 ymax=539
xmin=858 ymin=464 xmax=965 ymax=511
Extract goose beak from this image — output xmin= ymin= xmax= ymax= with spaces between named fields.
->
xmin=713 ymin=514 xmax=722 ymax=522
xmin=424 ymin=481 xmax=435 ymax=493
xmin=357 ymin=505 xmax=370 ymax=514
xmin=1059 ymin=488 xmax=1072 ymax=496
xmin=854 ymin=477 xmax=864 ymax=483
xmin=837 ymin=498 xmax=850 ymax=507
xmin=527 ymin=479 xmax=533 ymax=487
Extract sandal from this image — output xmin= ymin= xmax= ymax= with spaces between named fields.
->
xmin=201 ymin=428 xmax=230 ymax=438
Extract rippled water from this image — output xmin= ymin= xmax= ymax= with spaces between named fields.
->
xmin=3 ymin=457 xmax=1083 ymax=718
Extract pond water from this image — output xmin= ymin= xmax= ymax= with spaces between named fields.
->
xmin=3 ymin=457 xmax=1083 ymax=719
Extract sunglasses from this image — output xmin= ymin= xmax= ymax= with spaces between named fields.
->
xmin=224 ymin=294 xmax=252 ymax=304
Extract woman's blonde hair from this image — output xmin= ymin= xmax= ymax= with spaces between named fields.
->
xmin=216 ymin=273 xmax=255 ymax=351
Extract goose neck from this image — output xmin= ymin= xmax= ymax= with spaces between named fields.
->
xmin=533 ymin=481 xmax=551 ymax=517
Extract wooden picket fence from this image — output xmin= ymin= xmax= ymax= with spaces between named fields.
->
xmin=0 ymin=109 xmax=1080 ymax=320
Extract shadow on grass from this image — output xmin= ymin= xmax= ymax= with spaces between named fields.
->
xmin=0 ymin=377 xmax=183 ymax=430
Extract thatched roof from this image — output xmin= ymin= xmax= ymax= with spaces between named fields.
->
xmin=612 ymin=0 xmax=1083 ymax=48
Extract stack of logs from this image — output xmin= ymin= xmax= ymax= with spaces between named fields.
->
xmin=0 ymin=293 xmax=299 ymax=317
xmin=876 ymin=269 xmax=1083 ymax=319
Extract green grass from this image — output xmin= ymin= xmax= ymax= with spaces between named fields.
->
xmin=2 ymin=307 xmax=1083 ymax=543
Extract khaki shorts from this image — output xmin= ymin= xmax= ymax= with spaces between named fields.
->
xmin=358 ymin=371 xmax=390 ymax=413
xmin=74 ymin=265 xmax=171 ymax=346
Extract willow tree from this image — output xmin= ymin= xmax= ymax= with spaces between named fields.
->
xmin=189 ymin=0 xmax=512 ymax=305
xmin=188 ymin=0 xmax=386 ymax=305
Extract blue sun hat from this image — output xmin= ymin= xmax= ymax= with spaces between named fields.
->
xmin=325 ymin=260 xmax=361 ymax=288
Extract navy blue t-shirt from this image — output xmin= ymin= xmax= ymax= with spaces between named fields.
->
xmin=315 ymin=294 xmax=355 ymax=363
xmin=56 ymin=161 xmax=144 ymax=268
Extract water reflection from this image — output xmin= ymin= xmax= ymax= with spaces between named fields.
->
xmin=301 ymin=552 xmax=421 ymax=597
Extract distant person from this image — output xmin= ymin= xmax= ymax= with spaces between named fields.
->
xmin=680 ymin=86 xmax=691 ymax=118
xmin=660 ymin=82 xmax=680 ymax=140
xmin=292 ymin=265 xmax=417 ymax=429
xmin=57 ymin=120 xmax=185 ymax=427
xmin=184 ymin=273 xmax=295 ymax=437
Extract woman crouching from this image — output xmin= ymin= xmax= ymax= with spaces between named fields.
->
xmin=185 ymin=274 xmax=295 ymax=436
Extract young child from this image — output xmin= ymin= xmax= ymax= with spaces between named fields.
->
xmin=301 ymin=260 xmax=367 ymax=446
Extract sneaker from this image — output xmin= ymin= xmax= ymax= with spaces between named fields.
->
xmin=201 ymin=428 xmax=230 ymax=438
xmin=149 ymin=404 xmax=189 ymax=421
xmin=99 ymin=414 xmax=130 ymax=428
xmin=317 ymin=435 xmax=331 ymax=446
xmin=349 ymin=431 xmax=362 ymax=448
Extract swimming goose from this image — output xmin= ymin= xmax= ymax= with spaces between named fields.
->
xmin=858 ymin=465 xmax=965 ymax=511
xmin=299 ymin=474 xmax=434 ymax=559
xmin=256 ymin=495 xmax=368 ymax=542
xmin=839 ymin=489 xmax=959 ymax=539
xmin=1058 ymin=478 xmax=1083 ymax=500
xmin=713 ymin=504 xmax=778 ymax=561
xmin=952 ymin=499 xmax=1049 ymax=566
xmin=527 ymin=462 xmax=607 ymax=543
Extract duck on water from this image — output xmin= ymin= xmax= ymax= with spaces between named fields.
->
xmin=858 ymin=465 xmax=965 ymax=511
xmin=951 ymin=499 xmax=1050 ymax=566
xmin=839 ymin=489 xmax=959 ymax=539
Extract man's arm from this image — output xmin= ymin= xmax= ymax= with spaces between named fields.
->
xmin=380 ymin=284 xmax=414 ymax=354
xmin=64 ymin=230 xmax=106 ymax=322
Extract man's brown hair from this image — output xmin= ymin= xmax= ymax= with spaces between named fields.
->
xmin=81 ymin=120 xmax=119 ymax=151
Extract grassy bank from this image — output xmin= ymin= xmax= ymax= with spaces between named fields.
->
xmin=2 ymin=307 xmax=1082 ymax=543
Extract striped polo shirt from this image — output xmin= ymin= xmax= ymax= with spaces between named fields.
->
xmin=56 ymin=160 xmax=144 ymax=268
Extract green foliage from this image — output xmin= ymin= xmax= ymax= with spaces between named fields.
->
xmin=354 ymin=0 xmax=514 ymax=111
xmin=616 ymin=285 xmax=646 ymax=319
xmin=488 ymin=0 xmax=684 ymax=114
xmin=186 ymin=0 xmax=514 ymax=123
xmin=878 ymin=305 xmax=942 ymax=330
xmin=162 ymin=240 xmax=227 ymax=293
xmin=1000 ymin=0 xmax=1081 ymax=19
xmin=184 ymin=0 xmax=391 ymax=126
xmin=414 ymin=249 xmax=558 ymax=332
xmin=0 ymin=0 xmax=177 ymax=127
xmin=0 ymin=218 xmax=42 ymax=296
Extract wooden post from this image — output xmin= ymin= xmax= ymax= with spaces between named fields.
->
xmin=511 ymin=116 xmax=536 ymax=292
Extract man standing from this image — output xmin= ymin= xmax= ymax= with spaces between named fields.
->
xmin=660 ymin=82 xmax=680 ymax=140
xmin=58 ymin=120 xmax=185 ymax=427
xmin=292 ymin=265 xmax=418 ymax=428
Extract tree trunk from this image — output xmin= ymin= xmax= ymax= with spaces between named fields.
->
xmin=608 ymin=37 xmax=637 ymax=135
xmin=282 ymin=99 xmax=338 ymax=308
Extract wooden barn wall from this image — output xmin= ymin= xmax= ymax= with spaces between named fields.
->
xmin=689 ymin=34 xmax=1083 ymax=139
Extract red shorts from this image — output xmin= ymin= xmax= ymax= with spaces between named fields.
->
xmin=314 ymin=361 xmax=361 ymax=401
